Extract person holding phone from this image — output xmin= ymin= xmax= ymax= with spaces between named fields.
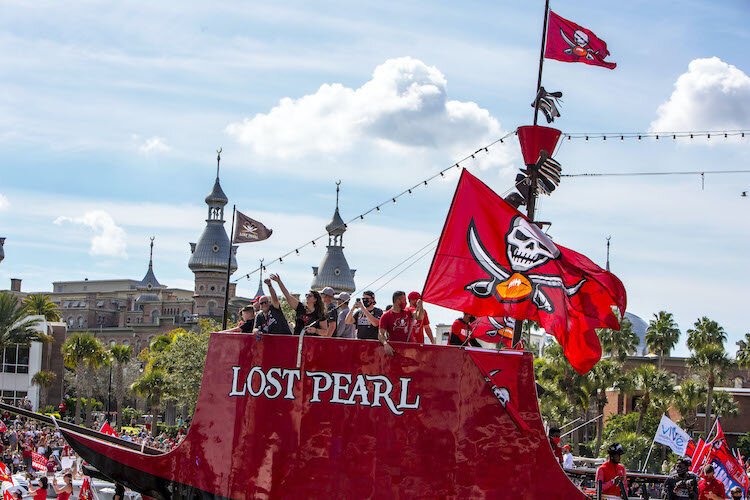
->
xmin=345 ymin=291 xmax=382 ymax=340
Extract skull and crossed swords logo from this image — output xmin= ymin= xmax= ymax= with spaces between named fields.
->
xmin=240 ymin=222 xmax=259 ymax=240
xmin=560 ymin=29 xmax=600 ymax=61
xmin=465 ymin=216 xmax=585 ymax=313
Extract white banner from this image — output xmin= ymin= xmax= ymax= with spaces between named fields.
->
xmin=653 ymin=414 xmax=691 ymax=456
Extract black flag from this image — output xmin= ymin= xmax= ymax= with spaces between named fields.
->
xmin=233 ymin=211 xmax=272 ymax=243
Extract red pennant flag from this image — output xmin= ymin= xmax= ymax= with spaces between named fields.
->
xmin=706 ymin=438 xmax=750 ymax=494
xmin=685 ymin=438 xmax=696 ymax=458
xmin=470 ymin=316 xmax=515 ymax=347
xmin=544 ymin=11 xmax=616 ymax=70
xmin=421 ymin=169 xmax=626 ymax=374
xmin=79 ymin=477 xmax=95 ymax=500
xmin=712 ymin=421 xmax=726 ymax=447
xmin=3 ymin=491 xmax=11 ymax=500
xmin=100 ymin=421 xmax=119 ymax=438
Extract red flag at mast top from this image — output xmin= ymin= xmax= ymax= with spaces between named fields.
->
xmin=544 ymin=10 xmax=617 ymax=70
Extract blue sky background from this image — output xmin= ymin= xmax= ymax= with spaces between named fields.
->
xmin=1 ymin=1 xmax=748 ymax=356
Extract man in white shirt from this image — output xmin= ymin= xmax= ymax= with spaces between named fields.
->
xmin=562 ymin=444 xmax=574 ymax=469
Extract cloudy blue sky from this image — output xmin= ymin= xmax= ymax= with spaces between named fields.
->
xmin=1 ymin=1 xmax=748 ymax=356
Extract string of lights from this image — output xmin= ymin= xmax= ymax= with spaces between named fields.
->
xmin=562 ymin=169 xmax=750 ymax=178
xmin=235 ymin=129 xmax=518 ymax=282
xmin=561 ymin=129 xmax=749 ymax=141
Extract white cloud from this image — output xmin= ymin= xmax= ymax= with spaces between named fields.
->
xmin=0 ymin=194 xmax=9 ymax=211
xmin=650 ymin=57 xmax=750 ymax=132
xmin=54 ymin=210 xmax=128 ymax=258
xmin=138 ymin=136 xmax=171 ymax=154
xmin=226 ymin=57 xmax=513 ymax=179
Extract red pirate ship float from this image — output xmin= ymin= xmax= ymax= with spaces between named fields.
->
xmin=0 ymin=2 xmax=670 ymax=499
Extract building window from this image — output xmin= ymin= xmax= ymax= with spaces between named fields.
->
xmin=2 ymin=345 xmax=30 ymax=374
xmin=207 ymin=301 xmax=216 ymax=316
xmin=1 ymin=390 xmax=27 ymax=405
xmin=77 ymin=317 xmax=83 ymax=328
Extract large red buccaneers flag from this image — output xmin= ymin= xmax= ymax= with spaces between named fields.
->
xmin=422 ymin=169 xmax=626 ymax=374
xmin=545 ymin=11 xmax=616 ymax=70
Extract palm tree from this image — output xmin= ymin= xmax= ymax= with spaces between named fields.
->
xmin=62 ymin=333 xmax=106 ymax=424
xmin=22 ymin=294 xmax=61 ymax=322
xmin=598 ymin=315 xmax=639 ymax=362
xmin=623 ymin=364 xmax=674 ymax=435
xmin=131 ymin=369 xmax=166 ymax=437
xmin=0 ymin=292 xmax=46 ymax=354
xmin=31 ymin=370 xmax=57 ymax=408
xmin=710 ymin=390 xmax=739 ymax=421
xmin=687 ymin=317 xmax=726 ymax=352
xmin=645 ymin=311 xmax=680 ymax=369
xmin=673 ymin=379 xmax=706 ymax=433
xmin=689 ymin=343 xmax=733 ymax=436
xmin=109 ymin=345 xmax=133 ymax=431
xmin=586 ymin=359 xmax=621 ymax=454
xmin=735 ymin=333 xmax=750 ymax=368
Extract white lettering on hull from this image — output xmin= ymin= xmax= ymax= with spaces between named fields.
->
xmin=228 ymin=366 xmax=421 ymax=416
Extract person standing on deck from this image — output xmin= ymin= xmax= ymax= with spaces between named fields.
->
xmin=345 ymin=291 xmax=382 ymax=340
xmin=271 ymin=274 xmax=329 ymax=336
xmin=405 ymin=291 xmax=435 ymax=344
xmin=596 ymin=443 xmax=627 ymax=498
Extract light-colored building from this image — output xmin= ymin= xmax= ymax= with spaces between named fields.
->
xmin=0 ymin=315 xmax=67 ymax=411
xmin=311 ymin=183 xmax=356 ymax=294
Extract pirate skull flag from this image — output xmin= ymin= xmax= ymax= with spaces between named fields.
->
xmin=544 ymin=10 xmax=616 ymax=70
xmin=233 ymin=210 xmax=273 ymax=243
xmin=421 ymin=169 xmax=626 ymax=374
xmin=470 ymin=316 xmax=516 ymax=348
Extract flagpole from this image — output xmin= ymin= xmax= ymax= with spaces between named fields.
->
xmin=532 ymin=0 xmax=551 ymax=127
xmin=641 ymin=442 xmax=655 ymax=473
xmin=512 ymin=0 xmax=550 ymax=348
xmin=222 ymin=205 xmax=236 ymax=330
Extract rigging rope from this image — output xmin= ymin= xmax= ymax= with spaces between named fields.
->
xmin=234 ymin=130 xmax=518 ymax=282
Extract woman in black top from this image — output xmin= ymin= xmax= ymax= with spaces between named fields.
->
xmin=270 ymin=274 xmax=329 ymax=336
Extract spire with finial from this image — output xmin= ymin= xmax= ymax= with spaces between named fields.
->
xmin=138 ymin=236 xmax=162 ymax=290
xmin=216 ymin=147 xmax=222 ymax=179
xmin=605 ymin=235 xmax=611 ymax=272
xmin=326 ymin=180 xmax=346 ymax=245
xmin=254 ymin=258 xmax=265 ymax=300
xmin=312 ymin=181 xmax=356 ymax=293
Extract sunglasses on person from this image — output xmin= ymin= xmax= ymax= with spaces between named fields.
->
xmin=258 ymin=301 xmax=269 ymax=305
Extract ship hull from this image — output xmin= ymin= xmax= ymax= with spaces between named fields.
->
xmin=61 ymin=333 xmax=585 ymax=499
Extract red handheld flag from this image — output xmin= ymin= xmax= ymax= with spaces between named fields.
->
xmin=421 ymin=169 xmax=626 ymax=374
xmin=544 ymin=11 xmax=616 ymax=70
xmin=470 ymin=316 xmax=515 ymax=348
xmin=100 ymin=421 xmax=119 ymax=438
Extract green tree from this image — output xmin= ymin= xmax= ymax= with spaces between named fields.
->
xmin=710 ymin=390 xmax=739 ymax=421
xmin=62 ymin=333 xmax=106 ymax=424
xmin=0 ymin=292 xmax=46 ymax=356
xmin=689 ymin=343 xmax=733 ymax=436
xmin=673 ymin=379 xmax=706 ymax=433
xmin=155 ymin=331 xmax=209 ymax=414
xmin=622 ymin=364 xmax=674 ymax=435
xmin=645 ymin=311 xmax=680 ymax=369
xmin=598 ymin=315 xmax=639 ymax=362
xmin=109 ymin=344 xmax=133 ymax=431
xmin=22 ymin=294 xmax=61 ymax=322
xmin=31 ymin=370 xmax=57 ymax=408
xmin=585 ymin=359 xmax=621 ymax=455
xmin=687 ymin=317 xmax=726 ymax=352
xmin=131 ymin=369 xmax=167 ymax=437
xmin=735 ymin=333 xmax=750 ymax=368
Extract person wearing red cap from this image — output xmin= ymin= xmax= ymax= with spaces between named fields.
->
xmin=405 ymin=291 xmax=435 ymax=344
xmin=378 ymin=291 xmax=424 ymax=355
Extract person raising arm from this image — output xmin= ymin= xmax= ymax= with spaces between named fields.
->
xmin=270 ymin=274 xmax=329 ymax=336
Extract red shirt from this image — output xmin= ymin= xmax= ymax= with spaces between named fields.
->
xmin=698 ymin=476 xmax=725 ymax=500
xmin=450 ymin=319 xmax=470 ymax=341
xmin=595 ymin=460 xmax=627 ymax=496
xmin=33 ymin=489 xmax=47 ymax=500
xmin=379 ymin=309 xmax=414 ymax=342
xmin=405 ymin=306 xmax=429 ymax=343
